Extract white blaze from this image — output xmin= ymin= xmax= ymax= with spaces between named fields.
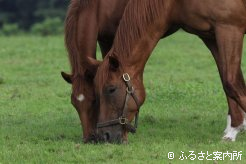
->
xmin=77 ymin=94 xmax=85 ymax=102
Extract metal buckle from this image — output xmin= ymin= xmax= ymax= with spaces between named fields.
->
xmin=126 ymin=86 xmax=134 ymax=93
xmin=119 ymin=117 xmax=128 ymax=125
xmin=123 ymin=73 xmax=130 ymax=82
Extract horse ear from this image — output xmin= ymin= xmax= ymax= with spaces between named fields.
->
xmin=61 ymin=72 xmax=72 ymax=84
xmin=84 ymin=57 xmax=101 ymax=72
xmin=82 ymin=57 xmax=101 ymax=80
xmin=108 ymin=56 xmax=119 ymax=71
xmin=87 ymin=57 xmax=101 ymax=66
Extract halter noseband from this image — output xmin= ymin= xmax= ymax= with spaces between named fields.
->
xmin=97 ymin=73 xmax=140 ymax=133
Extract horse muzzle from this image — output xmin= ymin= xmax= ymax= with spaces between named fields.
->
xmin=97 ymin=125 xmax=125 ymax=144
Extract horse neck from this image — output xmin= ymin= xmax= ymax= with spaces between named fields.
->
xmin=112 ymin=0 xmax=173 ymax=77
xmin=130 ymin=36 xmax=161 ymax=75
xmin=114 ymin=23 xmax=168 ymax=78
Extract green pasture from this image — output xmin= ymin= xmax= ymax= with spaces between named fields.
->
xmin=1 ymin=31 xmax=246 ymax=163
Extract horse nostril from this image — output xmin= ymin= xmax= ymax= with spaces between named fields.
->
xmin=104 ymin=131 xmax=111 ymax=141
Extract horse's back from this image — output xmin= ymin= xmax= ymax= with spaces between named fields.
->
xmin=174 ymin=0 xmax=246 ymax=32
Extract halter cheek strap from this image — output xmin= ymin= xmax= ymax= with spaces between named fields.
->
xmin=97 ymin=73 xmax=141 ymax=133
xmin=122 ymin=73 xmax=140 ymax=129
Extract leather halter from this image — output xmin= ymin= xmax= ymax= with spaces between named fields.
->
xmin=97 ymin=73 xmax=140 ymax=133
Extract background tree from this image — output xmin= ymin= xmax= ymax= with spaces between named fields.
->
xmin=0 ymin=0 xmax=69 ymax=34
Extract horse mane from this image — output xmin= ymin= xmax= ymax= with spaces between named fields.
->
xmin=65 ymin=0 xmax=91 ymax=76
xmin=111 ymin=0 xmax=166 ymax=61
xmin=65 ymin=0 xmax=94 ymax=96
xmin=97 ymin=0 xmax=166 ymax=89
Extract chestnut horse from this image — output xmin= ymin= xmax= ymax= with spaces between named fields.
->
xmin=89 ymin=0 xmax=246 ymax=143
xmin=61 ymin=0 xmax=129 ymax=142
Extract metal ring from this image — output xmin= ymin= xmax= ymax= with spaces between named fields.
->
xmin=119 ymin=117 xmax=128 ymax=125
xmin=126 ymin=86 xmax=134 ymax=93
xmin=123 ymin=73 xmax=131 ymax=82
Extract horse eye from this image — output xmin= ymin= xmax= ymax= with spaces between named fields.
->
xmin=104 ymin=85 xmax=117 ymax=95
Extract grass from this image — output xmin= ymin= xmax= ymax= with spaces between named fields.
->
xmin=1 ymin=31 xmax=246 ymax=163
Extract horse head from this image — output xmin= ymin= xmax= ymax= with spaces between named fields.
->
xmin=61 ymin=58 xmax=101 ymax=143
xmin=93 ymin=55 xmax=146 ymax=143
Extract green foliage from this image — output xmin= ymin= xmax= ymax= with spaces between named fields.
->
xmin=0 ymin=0 xmax=68 ymax=33
xmin=0 ymin=23 xmax=21 ymax=36
xmin=31 ymin=17 xmax=63 ymax=36
xmin=0 ymin=76 xmax=4 ymax=84
xmin=1 ymin=32 xmax=246 ymax=163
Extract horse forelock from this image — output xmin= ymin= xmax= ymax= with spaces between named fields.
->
xmin=113 ymin=0 xmax=166 ymax=62
xmin=72 ymin=75 xmax=85 ymax=96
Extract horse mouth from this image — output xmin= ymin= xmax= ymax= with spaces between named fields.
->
xmin=95 ymin=135 xmax=125 ymax=144
xmin=83 ymin=131 xmax=128 ymax=144
xmin=90 ymin=130 xmax=126 ymax=144
xmin=83 ymin=133 xmax=101 ymax=143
